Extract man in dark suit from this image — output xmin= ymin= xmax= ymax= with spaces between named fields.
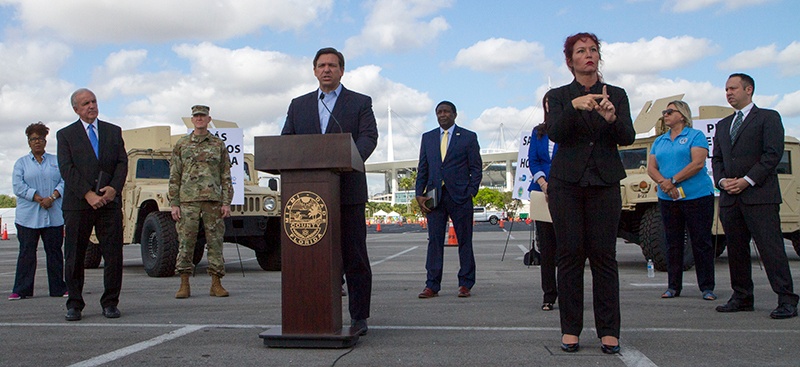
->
xmin=281 ymin=47 xmax=378 ymax=335
xmin=415 ymin=101 xmax=482 ymax=299
xmin=712 ymin=73 xmax=798 ymax=319
xmin=57 ymin=88 xmax=128 ymax=321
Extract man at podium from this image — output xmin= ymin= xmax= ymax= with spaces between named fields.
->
xmin=281 ymin=47 xmax=379 ymax=335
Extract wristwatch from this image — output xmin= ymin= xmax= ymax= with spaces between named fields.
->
xmin=670 ymin=177 xmax=677 ymax=185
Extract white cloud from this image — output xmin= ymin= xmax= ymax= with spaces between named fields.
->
xmin=469 ymin=106 xmax=543 ymax=152
xmin=7 ymin=0 xmax=332 ymax=42
xmin=720 ymin=42 xmax=800 ymax=76
xmin=668 ymin=0 xmax=772 ymax=13
xmin=602 ymin=36 xmax=718 ymax=75
xmin=0 ymin=39 xmax=72 ymax=84
xmin=773 ymin=90 xmax=800 ymax=118
xmin=452 ymin=38 xmax=552 ymax=73
xmin=344 ymin=0 xmax=452 ymax=56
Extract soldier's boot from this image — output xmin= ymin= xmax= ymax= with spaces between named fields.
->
xmin=175 ymin=273 xmax=191 ymax=299
xmin=210 ymin=274 xmax=229 ymax=297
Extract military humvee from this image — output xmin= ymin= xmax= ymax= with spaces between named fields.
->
xmin=85 ymin=120 xmax=282 ymax=277
xmin=617 ymin=95 xmax=800 ymax=271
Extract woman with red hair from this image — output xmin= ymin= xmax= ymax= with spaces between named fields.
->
xmin=545 ymin=32 xmax=635 ymax=354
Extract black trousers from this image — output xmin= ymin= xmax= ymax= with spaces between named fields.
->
xmin=535 ymin=220 xmax=557 ymax=304
xmin=659 ymin=196 xmax=716 ymax=293
xmin=341 ymin=203 xmax=372 ymax=320
xmin=549 ymin=178 xmax=621 ymax=339
xmin=63 ymin=207 xmax=123 ymax=311
xmin=720 ymin=201 xmax=798 ymax=306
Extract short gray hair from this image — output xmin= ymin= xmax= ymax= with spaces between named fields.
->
xmin=70 ymin=88 xmax=93 ymax=108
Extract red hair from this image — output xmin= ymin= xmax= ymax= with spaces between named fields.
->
xmin=563 ymin=32 xmax=602 ymax=79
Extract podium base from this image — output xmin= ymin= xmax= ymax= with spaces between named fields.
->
xmin=259 ymin=326 xmax=361 ymax=348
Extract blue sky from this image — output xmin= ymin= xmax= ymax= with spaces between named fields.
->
xmin=1 ymin=0 xmax=798 ymax=196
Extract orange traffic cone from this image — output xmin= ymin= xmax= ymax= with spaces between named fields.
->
xmin=421 ymin=219 xmax=427 ymax=229
xmin=446 ymin=221 xmax=458 ymax=246
xmin=499 ymin=220 xmax=505 ymax=229
xmin=1 ymin=224 xmax=8 ymax=240
xmin=376 ymin=223 xmax=382 ymax=232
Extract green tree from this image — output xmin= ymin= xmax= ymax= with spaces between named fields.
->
xmin=473 ymin=187 xmax=504 ymax=210
xmin=398 ymin=172 xmax=417 ymax=214
xmin=0 ymin=194 xmax=16 ymax=208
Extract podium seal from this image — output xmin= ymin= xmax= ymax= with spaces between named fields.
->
xmin=283 ymin=191 xmax=329 ymax=246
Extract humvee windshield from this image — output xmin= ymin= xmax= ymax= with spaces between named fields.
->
xmin=136 ymin=158 xmax=170 ymax=179
xmin=619 ymin=147 xmax=648 ymax=170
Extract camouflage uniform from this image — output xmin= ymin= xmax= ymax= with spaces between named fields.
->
xmin=169 ymin=132 xmax=233 ymax=276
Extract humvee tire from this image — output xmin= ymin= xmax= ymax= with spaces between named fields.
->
xmin=141 ymin=212 xmax=178 ymax=277
xmin=639 ymin=206 xmax=694 ymax=272
xmin=84 ymin=242 xmax=102 ymax=269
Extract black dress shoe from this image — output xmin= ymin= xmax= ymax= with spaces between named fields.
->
xmin=350 ymin=319 xmax=368 ymax=336
xmin=770 ymin=303 xmax=798 ymax=319
xmin=102 ymin=306 xmax=121 ymax=319
xmin=65 ymin=308 xmax=82 ymax=321
xmin=715 ymin=299 xmax=754 ymax=313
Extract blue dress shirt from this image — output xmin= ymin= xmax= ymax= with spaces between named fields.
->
xmin=12 ymin=152 xmax=65 ymax=228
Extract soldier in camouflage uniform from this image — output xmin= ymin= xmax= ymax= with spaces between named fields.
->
xmin=169 ymin=105 xmax=233 ymax=298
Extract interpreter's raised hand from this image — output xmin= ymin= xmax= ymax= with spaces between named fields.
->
xmin=596 ymin=85 xmax=617 ymax=123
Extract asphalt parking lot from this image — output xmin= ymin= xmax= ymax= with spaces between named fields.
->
xmin=1 ymin=222 xmax=799 ymax=367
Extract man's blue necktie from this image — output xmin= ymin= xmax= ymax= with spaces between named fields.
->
xmin=88 ymin=123 xmax=99 ymax=158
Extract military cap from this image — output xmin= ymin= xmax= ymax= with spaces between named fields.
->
xmin=191 ymin=105 xmax=210 ymax=115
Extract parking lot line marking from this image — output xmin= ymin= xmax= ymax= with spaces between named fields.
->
xmin=371 ymin=246 xmax=418 ymax=266
xmin=65 ymin=325 xmax=204 ymax=367
xmin=617 ymin=344 xmax=658 ymax=366
xmin=517 ymin=244 xmax=528 ymax=253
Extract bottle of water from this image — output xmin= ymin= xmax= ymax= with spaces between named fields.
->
xmin=647 ymin=259 xmax=655 ymax=278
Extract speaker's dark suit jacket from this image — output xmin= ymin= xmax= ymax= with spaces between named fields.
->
xmin=415 ymin=125 xmax=482 ymax=292
xmin=281 ymin=86 xmax=378 ymax=321
xmin=57 ymin=119 xmax=128 ymax=311
xmin=281 ymin=87 xmax=378 ymax=205
xmin=712 ymin=105 xmax=797 ymax=306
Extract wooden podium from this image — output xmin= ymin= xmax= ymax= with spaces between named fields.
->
xmin=254 ymin=133 xmax=364 ymax=348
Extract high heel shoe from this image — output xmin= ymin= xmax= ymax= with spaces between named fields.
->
xmin=601 ymin=344 xmax=621 ymax=354
xmin=560 ymin=342 xmax=580 ymax=352
xmin=560 ymin=335 xmax=579 ymax=352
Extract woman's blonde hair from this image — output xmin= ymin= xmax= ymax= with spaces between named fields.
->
xmin=668 ymin=100 xmax=693 ymax=128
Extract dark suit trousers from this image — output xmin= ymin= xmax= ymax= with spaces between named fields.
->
xmin=720 ymin=200 xmax=799 ymax=306
xmin=63 ymin=207 xmax=123 ymax=310
xmin=424 ymin=186 xmax=476 ymax=292
xmin=535 ymin=221 xmax=558 ymax=304
xmin=341 ymin=203 xmax=372 ymax=320
xmin=549 ymin=178 xmax=621 ymax=338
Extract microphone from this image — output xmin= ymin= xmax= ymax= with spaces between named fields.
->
xmin=320 ymin=93 xmax=344 ymax=134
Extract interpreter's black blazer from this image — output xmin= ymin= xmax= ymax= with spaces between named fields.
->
xmin=712 ymin=105 xmax=784 ymax=207
xmin=281 ymin=86 xmax=379 ymax=205
xmin=57 ymin=120 xmax=128 ymax=211
xmin=545 ymin=80 xmax=636 ymax=185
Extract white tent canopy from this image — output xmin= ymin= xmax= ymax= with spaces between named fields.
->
xmin=373 ymin=209 xmax=388 ymax=217
xmin=387 ymin=211 xmax=401 ymax=218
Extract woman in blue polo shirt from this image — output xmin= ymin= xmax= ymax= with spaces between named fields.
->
xmin=647 ymin=100 xmax=716 ymax=301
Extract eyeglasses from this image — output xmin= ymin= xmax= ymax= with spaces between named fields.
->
xmin=28 ymin=137 xmax=46 ymax=143
xmin=662 ymin=109 xmax=677 ymax=116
